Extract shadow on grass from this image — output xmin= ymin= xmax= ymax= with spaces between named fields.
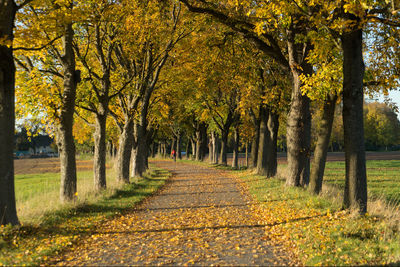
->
xmin=1 ymin=169 xmax=170 ymax=249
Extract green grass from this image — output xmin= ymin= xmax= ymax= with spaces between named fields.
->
xmin=181 ymin=159 xmax=400 ymax=265
xmin=15 ymin=170 xmax=110 ymax=223
xmin=323 ymin=160 xmax=400 ymax=204
xmin=1 ymin=166 xmax=171 ymax=265
xmin=235 ymin=169 xmax=400 ymax=265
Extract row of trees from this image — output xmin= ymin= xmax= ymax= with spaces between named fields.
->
xmin=1 ymin=0 xmax=400 ymax=226
xmin=1 ymin=0 xmax=190 ymax=225
xmin=172 ymin=0 xmax=400 ymax=215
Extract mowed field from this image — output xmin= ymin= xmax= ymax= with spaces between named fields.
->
xmin=14 ymin=158 xmax=114 ymax=222
xmin=14 ymin=151 xmax=400 ymax=174
xmin=227 ymin=151 xmax=400 ymax=206
xmin=14 ymin=157 xmax=100 ymax=175
xmin=13 ymin=152 xmax=400 ymax=221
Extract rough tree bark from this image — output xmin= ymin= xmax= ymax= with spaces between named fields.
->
xmin=195 ymin=122 xmax=207 ymax=161
xmin=245 ymin=142 xmax=249 ymax=168
xmin=309 ymin=94 xmax=337 ymax=194
xmin=232 ymin=126 xmax=240 ymax=169
xmin=285 ymin=25 xmax=312 ymax=187
xmin=251 ymin=118 xmax=260 ymax=168
xmin=185 ymin=137 xmax=190 ymax=159
xmin=341 ymin=22 xmax=367 ymax=213
xmin=214 ymin=134 xmax=219 ymax=164
xmin=191 ymin=137 xmax=196 ymax=160
xmin=209 ymin=133 xmax=214 ymax=163
xmin=131 ymin=123 xmax=147 ymax=177
xmin=94 ymin=110 xmax=107 ymax=190
xmin=58 ymin=22 xmax=78 ymax=202
xmin=176 ymin=133 xmax=182 ymax=159
xmin=0 ymin=0 xmax=19 ymax=226
xmin=266 ymin=111 xmax=279 ymax=177
xmin=210 ymin=131 xmax=219 ymax=164
xmin=220 ymin=131 xmax=228 ymax=165
xmin=256 ymin=106 xmax=270 ymax=176
xmin=116 ymin=119 xmax=134 ymax=183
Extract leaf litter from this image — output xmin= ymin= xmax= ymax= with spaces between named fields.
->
xmin=48 ymin=161 xmax=295 ymax=266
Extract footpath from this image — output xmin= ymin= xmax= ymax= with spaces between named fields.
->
xmin=52 ymin=161 xmax=290 ymax=265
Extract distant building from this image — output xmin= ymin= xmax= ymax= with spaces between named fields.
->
xmin=28 ymin=135 xmax=56 ymax=154
xmin=14 ymin=134 xmax=57 ymax=157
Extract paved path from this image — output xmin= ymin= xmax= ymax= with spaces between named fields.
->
xmin=53 ymin=161 xmax=289 ymax=265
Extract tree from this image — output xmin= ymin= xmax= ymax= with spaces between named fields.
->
xmin=15 ymin=0 xmax=80 ymax=202
xmin=299 ymin=29 xmax=342 ymax=195
xmin=74 ymin=1 xmax=131 ymax=190
xmin=364 ymin=102 xmax=400 ymax=150
xmin=179 ymin=0 xmax=313 ymax=186
xmin=0 ymin=0 xmax=35 ymax=226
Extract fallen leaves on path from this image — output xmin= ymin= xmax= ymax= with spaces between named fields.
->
xmin=48 ymin=162 xmax=292 ymax=266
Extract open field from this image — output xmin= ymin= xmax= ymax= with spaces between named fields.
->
xmin=14 ymin=158 xmax=112 ymax=222
xmin=15 ymin=151 xmax=400 ymax=175
xmin=324 ymin=160 xmax=400 ymax=205
xmin=13 ymin=157 xmax=111 ymax=175
xmin=225 ymin=151 xmax=400 ymax=166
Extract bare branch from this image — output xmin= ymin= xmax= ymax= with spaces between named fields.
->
xmin=13 ymin=35 xmax=63 ymax=51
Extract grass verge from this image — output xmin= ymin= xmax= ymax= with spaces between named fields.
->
xmin=233 ymin=170 xmax=400 ymax=265
xmin=0 ymin=166 xmax=170 ymax=266
xmin=180 ymin=159 xmax=400 ymax=265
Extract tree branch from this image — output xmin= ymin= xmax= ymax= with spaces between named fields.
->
xmin=13 ymin=35 xmax=63 ymax=51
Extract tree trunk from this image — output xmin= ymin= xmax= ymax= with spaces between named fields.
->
xmin=232 ymin=126 xmax=239 ymax=169
xmin=185 ymin=137 xmax=190 ymax=159
xmin=266 ymin=111 xmax=279 ymax=177
xmin=256 ymin=106 xmax=270 ymax=175
xmin=251 ymin=118 xmax=261 ymax=168
xmin=195 ymin=123 xmax=207 ymax=161
xmin=245 ymin=142 xmax=249 ymax=167
xmin=132 ymin=123 xmax=147 ymax=177
xmin=196 ymin=130 xmax=201 ymax=161
xmin=341 ymin=25 xmax=367 ymax=213
xmin=94 ymin=112 xmax=107 ymax=190
xmin=162 ymin=142 xmax=166 ymax=158
xmin=116 ymin=119 xmax=133 ymax=183
xmin=285 ymin=28 xmax=312 ymax=187
xmin=58 ymin=22 xmax=78 ymax=202
xmin=214 ymin=134 xmax=219 ymax=164
xmin=220 ymin=131 xmax=228 ymax=165
xmin=309 ymin=94 xmax=337 ymax=194
xmin=200 ymin=123 xmax=208 ymax=160
xmin=209 ymin=134 xmax=214 ymax=163
xmin=176 ymin=133 xmax=182 ymax=159
xmin=157 ymin=142 xmax=162 ymax=156
xmin=0 ymin=1 xmax=19 ymax=225
xmin=286 ymin=78 xmax=311 ymax=187
xmin=171 ymin=137 xmax=176 ymax=157
xmin=191 ymin=137 xmax=196 ymax=160
xmin=211 ymin=131 xmax=219 ymax=164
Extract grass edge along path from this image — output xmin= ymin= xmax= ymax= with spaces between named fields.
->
xmin=180 ymin=159 xmax=400 ymax=265
xmin=0 ymin=166 xmax=171 ymax=266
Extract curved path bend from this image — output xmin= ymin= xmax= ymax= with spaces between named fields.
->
xmin=53 ymin=161 xmax=290 ymax=266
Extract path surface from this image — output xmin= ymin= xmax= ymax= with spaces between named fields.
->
xmin=52 ymin=161 xmax=289 ymax=266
